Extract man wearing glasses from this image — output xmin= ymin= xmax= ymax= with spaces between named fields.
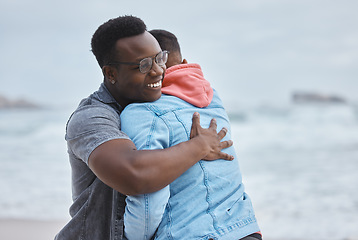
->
xmin=55 ymin=16 xmax=233 ymax=240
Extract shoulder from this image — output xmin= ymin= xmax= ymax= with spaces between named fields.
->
xmin=122 ymin=94 xmax=187 ymax=117
xmin=66 ymin=98 xmax=121 ymax=139
xmin=209 ymin=89 xmax=225 ymax=108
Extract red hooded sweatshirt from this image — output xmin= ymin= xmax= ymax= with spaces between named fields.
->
xmin=161 ymin=63 xmax=213 ymax=108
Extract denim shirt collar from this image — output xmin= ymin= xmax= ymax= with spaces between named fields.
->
xmin=94 ymin=83 xmax=123 ymax=113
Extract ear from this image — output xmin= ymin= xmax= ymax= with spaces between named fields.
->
xmin=182 ymin=59 xmax=188 ymax=64
xmin=102 ymin=66 xmax=117 ymax=84
xmin=102 ymin=66 xmax=114 ymax=79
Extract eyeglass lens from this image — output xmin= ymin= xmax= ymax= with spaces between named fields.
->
xmin=139 ymin=51 xmax=168 ymax=73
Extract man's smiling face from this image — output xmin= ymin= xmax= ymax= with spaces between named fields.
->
xmin=109 ymin=31 xmax=166 ymax=107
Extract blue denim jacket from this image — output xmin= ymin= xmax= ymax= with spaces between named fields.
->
xmin=121 ymin=91 xmax=260 ymax=240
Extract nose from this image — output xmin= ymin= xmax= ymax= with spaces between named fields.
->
xmin=148 ymin=61 xmax=165 ymax=76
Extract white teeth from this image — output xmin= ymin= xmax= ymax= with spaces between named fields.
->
xmin=148 ymin=81 xmax=162 ymax=88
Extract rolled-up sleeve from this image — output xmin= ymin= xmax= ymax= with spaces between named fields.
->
xmin=121 ymin=104 xmax=171 ymax=240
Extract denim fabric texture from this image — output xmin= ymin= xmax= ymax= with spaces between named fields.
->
xmin=121 ymin=91 xmax=260 ymax=240
xmin=55 ymin=83 xmax=130 ymax=240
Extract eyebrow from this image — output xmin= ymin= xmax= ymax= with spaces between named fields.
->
xmin=135 ymin=51 xmax=161 ymax=62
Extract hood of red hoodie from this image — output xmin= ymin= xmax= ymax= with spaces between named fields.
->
xmin=161 ymin=63 xmax=213 ymax=108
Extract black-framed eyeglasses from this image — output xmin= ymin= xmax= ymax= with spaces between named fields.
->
xmin=107 ymin=50 xmax=169 ymax=74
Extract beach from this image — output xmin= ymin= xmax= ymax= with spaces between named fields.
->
xmin=0 ymin=219 xmax=66 ymax=240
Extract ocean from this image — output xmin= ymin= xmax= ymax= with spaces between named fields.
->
xmin=1 ymin=103 xmax=358 ymax=240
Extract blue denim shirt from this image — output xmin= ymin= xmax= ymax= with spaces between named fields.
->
xmin=121 ymin=91 xmax=260 ymax=240
xmin=55 ymin=83 xmax=130 ymax=240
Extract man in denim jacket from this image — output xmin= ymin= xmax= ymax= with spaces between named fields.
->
xmin=55 ymin=16 xmax=234 ymax=240
xmin=121 ymin=30 xmax=261 ymax=240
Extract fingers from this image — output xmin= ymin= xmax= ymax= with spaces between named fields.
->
xmin=219 ymin=152 xmax=235 ymax=161
xmin=192 ymin=112 xmax=200 ymax=124
xmin=218 ymin=139 xmax=234 ymax=160
xmin=220 ymin=140 xmax=233 ymax=150
xmin=191 ymin=112 xmax=200 ymax=127
xmin=190 ymin=112 xmax=200 ymax=139
xmin=208 ymin=118 xmax=217 ymax=130
xmin=217 ymin=127 xmax=228 ymax=140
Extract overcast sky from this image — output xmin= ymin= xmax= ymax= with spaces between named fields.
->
xmin=1 ymin=0 xmax=357 ymax=109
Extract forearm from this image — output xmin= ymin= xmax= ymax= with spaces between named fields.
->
xmin=89 ymin=137 xmax=208 ymax=196
xmin=126 ymin=137 xmax=208 ymax=194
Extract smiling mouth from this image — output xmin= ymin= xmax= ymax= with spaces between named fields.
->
xmin=147 ymin=80 xmax=162 ymax=88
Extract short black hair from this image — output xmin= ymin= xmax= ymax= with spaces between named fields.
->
xmin=91 ymin=15 xmax=147 ymax=68
xmin=149 ymin=29 xmax=181 ymax=54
